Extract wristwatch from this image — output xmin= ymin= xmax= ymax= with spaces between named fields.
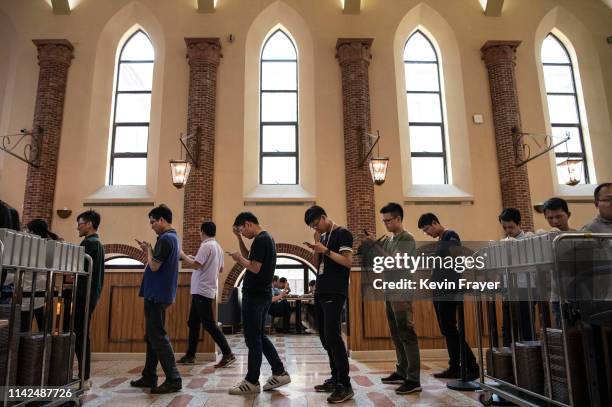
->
xmin=324 ymin=248 xmax=331 ymax=257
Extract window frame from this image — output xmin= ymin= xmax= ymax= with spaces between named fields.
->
xmin=236 ymin=255 xmax=316 ymax=295
xmin=404 ymin=30 xmax=448 ymax=185
xmin=259 ymin=29 xmax=299 ymax=185
xmin=542 ymin=33 xmax=590 ymax=184
xmin=108 ymin=29 xmax=154 ymax=186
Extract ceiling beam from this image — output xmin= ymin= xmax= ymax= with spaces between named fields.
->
xmin=482 ymin=0 xmax=504 ymax=17
xmin=343 ymin=0 xmax=361 ymax=15
xmin=51 ymin=0 xmax=70 ymax=15
xmin=197 ymin=0 xmax=216 ymax=13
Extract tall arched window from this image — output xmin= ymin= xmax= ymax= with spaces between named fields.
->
xmin=109 ymin=30 xmax=154 ymax=185
xmin=259 ymin=29 xmax=298 ymax=185
xmin=404 ymin=30 xmax=447 ymax=185
xmin=541 ymin=34 xmax=589 ymax=184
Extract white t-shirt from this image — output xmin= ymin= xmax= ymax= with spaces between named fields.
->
xmin=191 ymin=238 xmax=224 ymax=299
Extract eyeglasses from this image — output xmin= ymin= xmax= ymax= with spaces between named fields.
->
xmin=308 ymin=218 xmax=321 ymax=229
xmin=77 ymin=222 xmax=88 ymax=227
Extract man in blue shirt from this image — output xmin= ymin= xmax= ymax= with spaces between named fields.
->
xmin=130 ymin=204 xmax=182 ymax=394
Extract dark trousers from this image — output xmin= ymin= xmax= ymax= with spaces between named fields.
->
xmin=74 ymin=295 xmax=94 ymax=380
xmin=315 ymin=293 xmax=350 ymax=386
xmin=142 ymin=299 xmax=181 ymax=383
xmin=268 ymin=300 xmax=291 ymax=331
xmin=433 ymin=300 xmax=477 ymax=370
xmin=20 ymin=307 xmax=45 ymax=333
xmin=502 ymin=301 xmax=534 ymax=347
xmin=186 ymin=294 xmax=232 ymax=357
xmin=242 ymin=295 xmax=284 ymax=384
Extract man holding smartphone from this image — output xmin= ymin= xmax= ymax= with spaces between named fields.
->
xmin=227 ymin=212 xmax=290 ymax=395
xmin=130 ymin=204 xmax=182 ymax=394
xmin=304 ymin=205 xmax=354 ymax=403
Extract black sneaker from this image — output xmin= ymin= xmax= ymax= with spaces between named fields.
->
xmin=433 ymin=367 xmax=461 ymax=379
xmin=327 ymin=383 xmax=354 ymax=403
xmin=130 ymin=377 xmax=157 ymax=388
xmin=176 ymin=355 xmax=195 ymax=364
xmin=314 ymin=378 xmax=336 ymax=393
xmin=150 ymin=379 xmax=182 ymax=394
xmin=214 ymin=353 xmax=237 ymax=368
xmin=465 ymin=366 xmax=480 ymax=381
xmin=381 ymin=372 xmax=405 ymax=384
xmin=395 ymin=381 xmax=422 ymax=394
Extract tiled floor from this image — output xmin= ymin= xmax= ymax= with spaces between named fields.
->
xmin=82 ymin=334 xmax=483 ymax=406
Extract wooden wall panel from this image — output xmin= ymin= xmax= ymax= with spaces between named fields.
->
xmin=89 ymin=271 xmax=215 ymax=354
xmin=349 ymin=271 xmax=506 ymax=352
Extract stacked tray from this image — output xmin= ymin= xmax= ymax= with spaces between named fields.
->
xmin=487 ymin=347 xmax=514 ymax=384
xmin=48 ymin=332 xmax=75 ymax=386
xmin=16 ymin=333 xmax=52 ymax=386
xmin=542 ymin=328 xmax=589 ymax=405
xmin=0 ymin=304 xmax=20 ymax=385
xmin=514 ymin=341 xmax=544 ymax=395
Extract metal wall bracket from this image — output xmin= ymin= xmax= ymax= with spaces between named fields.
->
xmin=0 ymin=126 xmax=44 ymax=167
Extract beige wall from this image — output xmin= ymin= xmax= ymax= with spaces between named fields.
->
xmin=0 ymin=0 xmax=611 ymax=295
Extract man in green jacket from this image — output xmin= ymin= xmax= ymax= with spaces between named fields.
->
xmin=75 ymin=210 xmax=105 ymax=389
xmin=365 ymin=202 xmax=421 ymax=395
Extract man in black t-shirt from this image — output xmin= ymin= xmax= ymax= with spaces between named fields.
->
xmin=227 ymin=212 xmax=290 ymax=395
xmin=304 ymin=205 xmax=354 ymax=403
xmin=418 ymin=213 xmax=478 ymax=381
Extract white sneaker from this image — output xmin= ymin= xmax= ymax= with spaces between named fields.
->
xmin=228 ymin=379 xmax=261 ymax=395
xmin=83 ymin=379 xmax=92 ymax=391
xmin=263 ymin=372 xmax=291 ymax=391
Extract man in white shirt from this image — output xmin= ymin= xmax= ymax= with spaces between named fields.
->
xmin=177 ymin=221 xmax=236 ymax=368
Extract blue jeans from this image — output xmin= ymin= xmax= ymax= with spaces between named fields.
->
xmin=242 ymin=295 xmax=284 ymax=384
xmin=142 ymin=299 xmax=181 ymax=382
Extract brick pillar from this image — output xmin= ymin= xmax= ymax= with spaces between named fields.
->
xmin=336 ymin=38 xmax=376 ymax=254
xmin=22 ymin=40 xmax=74 ymax=228
xmin=481 ymin=41 xmax=534 ymax=231
xmin=183 ymin=38 xmax=222 ymax=254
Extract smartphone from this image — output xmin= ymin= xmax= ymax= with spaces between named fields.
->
xmin=363 ymin=229 xmax=370 ymax=236
xmin=134 ymin=238 xmax=143 ymax=245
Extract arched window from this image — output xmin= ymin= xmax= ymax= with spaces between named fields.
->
xmin=259 ymin=30 xmax=298 ymax=185
xmin=404 ymin=30 xmax=447 ymax=185
xmin=237 ymin=256 xmax=315 ymax=295
xmin=104 ymin=256 xmax=145 ymax=269
xmin=541 ymin=34 xmax=589 ymax=184
xmin=109 ymin=30 xmax=154 ymax=185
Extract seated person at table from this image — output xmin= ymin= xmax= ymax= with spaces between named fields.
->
xmin=268 ymin=276 xmax=291 ymax=333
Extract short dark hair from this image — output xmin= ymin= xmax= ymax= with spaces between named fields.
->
xmin=542 ymin=197 xmax=569 ymax=214
xmin=233 ymin=212 xmax=259 ymax=226
xmin=77 ymin=209 xmax=101 ymax=230
xmin=272 ymin=275 xmax=279 ymax=282
xmin=148 ymin=204 xmax=172 ymax=224
xmin=498 ymin=208 xmax=521 ymax=224
xmin=304 ymin=205 xmax=327 ymax=226
xmin=417 ymin=213 xmax=439 ymax=229
xmin=279 ymin=277 xmax=287 ymax=283
xmin=27 ymin=218 xmax=59 ymax=240
xmin=594 ymin=182 xmax=612 ymax=202
xmin=380 ymin=202 xmax=404 ymax=221
xmin=309 ymin=280 xmax=316 ymax=287
xmin=200 ymin=221 xmax=216 ymax=237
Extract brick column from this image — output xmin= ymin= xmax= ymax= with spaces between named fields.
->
xmin=22 ymin=40 xmax=74 ymax=227
xmin=481 ymin=41 xmax=534 ymax=231
xmin=182 ymin=38 xmax=222 ymax=254
xmin=336 ymin=38 xmax=376 ymax=253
